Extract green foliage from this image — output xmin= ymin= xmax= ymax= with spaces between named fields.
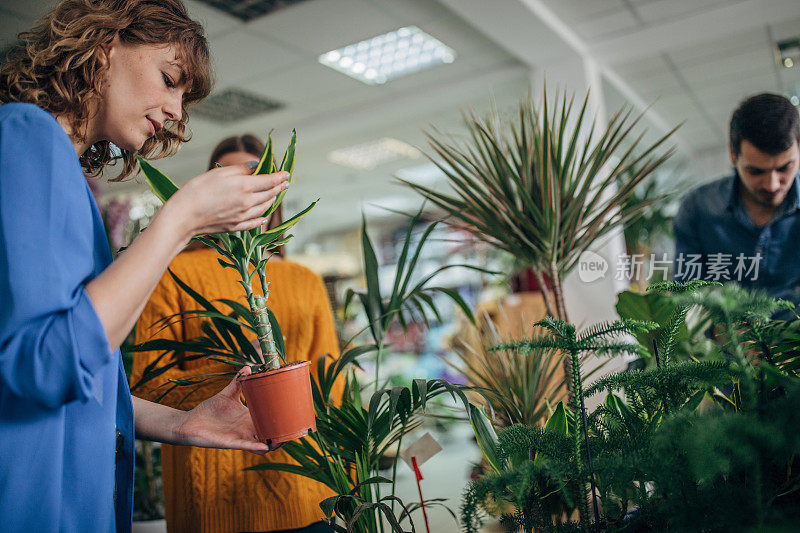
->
xmin=464 ymin=282 xmax=800 ymax=532
xmin=449 ymin=315 xmax=567 ymax=429
xmin=248 ymin=346 xmax=474 ymax=532
xmin=137 ymin=131 xmax=314 ymax=371
xmin=402 ymin=88 xmax=677 ymax=321
xmin=246 ymin=205 xmax=492 ymax=531
xmin=344 ymin=207 xmax=498 ymax=388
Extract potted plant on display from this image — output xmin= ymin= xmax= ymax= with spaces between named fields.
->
xmin=401 ymin=87 xmax=678 ymax=412
xmin=248 ymin=209 xmax=496 ymax=532
xmin=462 ymin=281 xmax=800 ymax=532
xmin=401 ymin=88 xmax=677 ymax=323
xmin=134 ymin=131 xmax=318 ymax=446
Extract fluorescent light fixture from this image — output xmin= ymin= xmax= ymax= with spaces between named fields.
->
xmin=328 ymin=138 xmax=421 ymax=170
xmin=319 ymin=26 xmax=456 ymax=85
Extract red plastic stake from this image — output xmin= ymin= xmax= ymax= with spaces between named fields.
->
xmin=411 ymin=456 xmax=430 ymax=533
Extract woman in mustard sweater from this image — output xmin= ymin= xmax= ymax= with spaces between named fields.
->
xmin=131 ymin=135 xmax=339 ymax=532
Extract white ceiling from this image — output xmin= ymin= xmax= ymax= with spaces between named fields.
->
xmin=1 ymin=0 xmax=799 ymax=247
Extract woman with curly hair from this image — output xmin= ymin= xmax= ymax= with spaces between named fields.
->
xmin=0 ymin=1 xmax=288 ymax=531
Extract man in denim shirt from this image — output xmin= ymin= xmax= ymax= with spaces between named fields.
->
xmin=673 ymin=93 xmax=800 ymax=309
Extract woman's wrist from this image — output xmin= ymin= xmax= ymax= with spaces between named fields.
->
xmin=152 ymin=197 xmax=195 ymax=250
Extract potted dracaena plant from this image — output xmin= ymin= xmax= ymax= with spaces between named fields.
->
xmin=135 ymin=130 xmax=318 ymax=446
xmin=401 ymin=88 xmax=678 ymax=324
xmin=131 ymin=204 xmax=493 ymax=531
xmin=401 ymin=87 xmax=678 ymax=409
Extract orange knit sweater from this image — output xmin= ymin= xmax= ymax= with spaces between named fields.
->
xmin=131 ymin=247 xmax=341 ymax=532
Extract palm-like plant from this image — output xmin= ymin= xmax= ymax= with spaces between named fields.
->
xmin=137 ymin=131 xmax=314 ymax=371
xmin=448 ymin=314 xmax=567 ymax=429
xmin=246 ymin=208 xmax=494 ymax=532
xmin=248 ymin=347 xmax=472 ymax=533
xmin=401 ymin=89 xmax=677 ymax=323
xmin=344 ymin=209 xmax=497 ymax=388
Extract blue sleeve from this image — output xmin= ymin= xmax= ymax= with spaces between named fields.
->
xmin=0 ymin=104 xmax=113 ymax=409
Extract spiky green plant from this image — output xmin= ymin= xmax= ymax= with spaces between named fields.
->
xmin=464 ymin=282 xmax=800 ymax=532
xmin=137 ymin=131 xmax=315 ymax=371
xmin=493 ymin=317 xmax=657 ymax=525
xmin=248 ymin=346 xmax=473 ymax=533
xmin=401 ymin=89 xmax=678 ymax=323
xmin=243 ymin=207 xmax=494 ymax=532
xmin=344 ymin=208 xmax=498 ymax=389
xmin=447 ymin=314 xmax=567 ymax=429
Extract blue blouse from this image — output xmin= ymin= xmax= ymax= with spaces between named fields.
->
xmin=0 ymin=103 xmax=134 ymax=532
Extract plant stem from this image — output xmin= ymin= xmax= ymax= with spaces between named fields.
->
xmin=375 ymin=339 xmax=385 ymax=392
xmin=549 ymin=263 xmax=569 ymax=322
xmin=244 ymin=281 xmax=279 ymax=370
xmin=653 ymin=338 xmax=661 ymax=369
xmin=571 ymin=348 xmax=599 ymax=529
xmin=533 ymin=269 xmax=558 ymax=319
xmin=390 ymin=423 xmax=406 ymax=514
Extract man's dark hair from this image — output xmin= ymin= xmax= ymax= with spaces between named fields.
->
xmin=730 ymin=93 xmax=800 ymax=156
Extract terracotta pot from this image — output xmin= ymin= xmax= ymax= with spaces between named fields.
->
xmin=239 ymin=361 xmax=316 ymax=446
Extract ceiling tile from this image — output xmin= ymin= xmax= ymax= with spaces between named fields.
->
xmin=183 ymin=0 xmax=242 ymax=39
xmin=678 ymin=48 xmax=774 ymax=87
xmin=208 ymin=29 xmax=306 ymax=88
xmin=240 ymin=62 xmax=369 ymax=105
xmin=574 ymin=8 xmax=641 ymax=41
xmin=365 ymin=0 xmax=454 ymax=25
xmin=540 ymin=0 xmax=627 ymax=24
xmin=762 ymin=15 xmax=800 ymax=42
xmin=635 ymin=0 xmax=739 ymax=26
xmin=246 ymin=0 xmax=399 ymax=56
xmin=668 ymin=28 xmax=768 ymax=69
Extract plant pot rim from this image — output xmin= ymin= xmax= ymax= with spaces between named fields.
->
xmin=240 ymin=360 xmax=310 ymax=382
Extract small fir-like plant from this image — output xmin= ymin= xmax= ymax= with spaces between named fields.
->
xmin=463 ymin=282 xmax=800 ymax=532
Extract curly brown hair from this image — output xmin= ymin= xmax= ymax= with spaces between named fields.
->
xmin=0 ymin=0 xmax=213 ymax=180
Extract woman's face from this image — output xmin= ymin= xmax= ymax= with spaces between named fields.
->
xmin=215 ymin=150 xmax=261 ymax=167
xmin=94 ymin=37 xmax=185 ymax=151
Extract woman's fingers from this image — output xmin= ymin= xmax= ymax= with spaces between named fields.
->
xmin=245 ymin=171 xmax=289 ymax=192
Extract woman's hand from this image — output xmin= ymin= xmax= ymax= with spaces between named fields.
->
xmin=166 ymin=165 xmax=289 ymax=240
xmin=174 ymin=366 xmax=276 ymax=453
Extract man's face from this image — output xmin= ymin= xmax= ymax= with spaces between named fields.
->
xmin=731 ymin=139 xmax=799 ymax=209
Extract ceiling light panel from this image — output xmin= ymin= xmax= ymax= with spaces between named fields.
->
xmin=328 ymin=138 xmax=421 ymax=170
xmin=318 ymin=26 xmax=456 ymax=85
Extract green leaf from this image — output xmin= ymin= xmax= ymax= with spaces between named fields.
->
xmin=265 ymin=307 xmax=286 ymax=363
xmin=137 ymin=156 xmax=179 ymax=202
xmin=360 ymin=214 xmax=385 ymax=338
xmin=469 ymin=403 xmax=506 ymax=473
xmin=543 ymin=401 xmax=572 ymax=436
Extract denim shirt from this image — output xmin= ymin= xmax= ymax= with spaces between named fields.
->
xmin=672 ymin=172 xmax=800 ymax=312
xmin=0 ymin=103 xmax=134 ymax=532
